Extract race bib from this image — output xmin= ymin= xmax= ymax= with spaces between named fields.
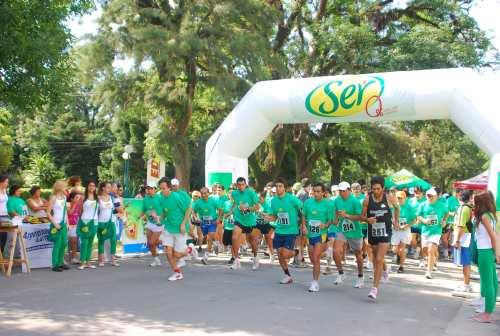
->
xmin=309 ymin=220 xmax=321 ymax=234
xmin=227 ymin=216 xmax=234 ymax=225
xmin=202 ymin=216 xmax=213 ymax=221
xmin=342 ymin=218 xmax=355 ymax=232
xmin=427 ymin=214 xmax=438 ymax=226
xmin=256 ymin=216 xmax=266 ymax=226
xmin=277 ymin=212 xmax=290 ymax=226
xmin=398 ymin=217 xmax=407 ymax=229
xmin=372 ymin=222 xmax=387 ymax=237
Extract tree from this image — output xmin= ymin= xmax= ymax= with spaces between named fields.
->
xmin=0 ymin=0 xmax=93 ymax=113
xmin=0 ymin=107 xmax=13 ymax=173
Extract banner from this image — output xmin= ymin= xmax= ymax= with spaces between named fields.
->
xmin=121 ymin=198 xmax=149 ymax=254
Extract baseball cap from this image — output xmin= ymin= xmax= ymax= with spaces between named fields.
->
xmin=171 ymin=178 xmax=180 ymax=186
xmin=338 ymin=181 xmax=350 ymax=191
xmin=426 ymin=188 xmax=437 ymax=196
xmin=331 ymin=185 xmax=339 ymax=192
xmin=292 ymin=182 xmax=302 ymax=191
xmin=146 ymin=182 xmax=156 ymax=189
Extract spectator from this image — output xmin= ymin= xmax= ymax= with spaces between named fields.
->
xmin=27 ymin=186 xmax=49 ymax=221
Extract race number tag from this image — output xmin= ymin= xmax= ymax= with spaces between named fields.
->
xmin=277 ymin=212 xmax=290 ymax=226
xmin=256 ymin=216 xmax=266 ymax=226
xmin=372 ymin=222 xmax=387 ymax=237
xmin=427 ymin=214 xmax=438 ymax=226
xmin=202 ymin=216 xmax=213 ymax=221
xmin=309 ymin=220 xmax=321 ymax=234
xmin=398 ymin=217 xmax=407 ymax=230
xmin=342 ymin=218 xmax=355 ymax=232
xmin=227 ymin=216 xmax=234 ymax=225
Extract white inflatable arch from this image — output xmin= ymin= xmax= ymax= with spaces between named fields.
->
xmin=205 ymin=68 xmax=500 ymax=202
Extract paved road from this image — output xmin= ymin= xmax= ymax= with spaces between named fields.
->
xmin=0 ymin=253 xmax=498 ymax=336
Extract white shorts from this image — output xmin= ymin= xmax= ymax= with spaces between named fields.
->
xmin=161 ymin=232 xmax=187 ymax=253
xmin=421 ymin=234 xmax=441 ymax=247
xmin=145 ymin=222 xmax=164 ymax=233
xmin=391 ymin=229 xmax=411 ymax=245
xmin=68 ymin=226 xmax=77 ymax=238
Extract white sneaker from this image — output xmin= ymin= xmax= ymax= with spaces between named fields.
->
xmin=188 ymin=244 xmax=199 ymax=259
xmin=230 ymin=258 xmax=241 ymax=269
xmin=366 ymin=261 xmax=373 ymax=271
xmin=308 ymin=280 xmax=319 ymax=292
xmin=252 ymin=256 xmax=260 ymax=270
xmin=177 ymin=258 xmax=186 ymax=268
xmin=432 ymin=265 xmax=438 ymax=272
xmin=456 ymin=284 xmax=473 ymax=293
xmin=382 ymin=270 xmax=389 ymax=283
xmin=280 ymin=275 xmax=293 ymax=284
xmin=269 ymin=254 xmax=275 ymax=264
xmin=150 ymin=257 xmax=161 ymax=267
xmin=334 ymin=273 xmax=344 ymax=285
xmin=425 ymin=271 xmax=432 ymax=279
xmin=168 ymin=272 xmax=183 ymax=281
xmin=419 ymin=260 xmax=426 ymax=268
xmin=202 ymin=253 xmax=209 ymax=265
xmin=354 ymin=276 xmax=364 ymax=288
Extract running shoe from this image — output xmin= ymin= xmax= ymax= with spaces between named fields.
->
xmin=382 ymin=270 xmax=389 ymax=283
xmin=397 ymin=266 xmax=404 ymax=273
xmin=418 ymin=260 xmax=426 ymax=268
xmin=334 ymin=273 xmax=344 ymax=285
xmin=425 ymin=271 xmax=432 ymax=279
xmin=230 ymin=258 xmax=241 ymax=269
xmin=308 ymin=281 xmax=319 ymax=292
xmin=252 ymin=256 xmax=260 ymax=270
xmin=280 ymin=275 xmax=293 ymax=284
xmin=188 ymin=244 xmax=199 ymax=259
xmin=228 ymin=257 xmax=235 ymax=265
xmin=168 ymin=272 xmax=183 ymax=281
xmin=354 ymin=276 xmax=364 ymax=288
xmin=150 ymin=256 xmax=161 ymax=267
xmin=323 ymin=266 xmax=332 ymax=275
xmin=201 ymin=253 xmax=209 ymax=265
xmin=269 ymin=254 xmax=275 ymax=264
xmin=368 ymin=287 xmax=378 ymax=300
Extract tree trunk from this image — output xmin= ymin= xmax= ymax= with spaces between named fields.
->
xmin=172 ymin=139 xmax=192 ymax=191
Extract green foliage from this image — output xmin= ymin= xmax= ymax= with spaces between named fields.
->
xmin=0 ymin=0 xmax=94 ymax=113
xmin=23 ymin=152 xmax=65 ymax=188
xmin=0 ymin=107 xmax=13 ymax=173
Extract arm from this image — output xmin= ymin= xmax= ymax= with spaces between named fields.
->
xmin=46 ymin=196 xmax=61 ymax=230
xmin=180 ymin=206 xmax=192 ymax=234
xmin=27 ymin=198 xmax=47 ymax=212
xmin=388 ymin=195 xmax=400 ymax=230
xmin=360 ymin=197 xmax=375 ymax=224
xmin=301 ymin=213 xmax=307 ymax=235
xmin=481 ymin=214 xmax=497 ymax=255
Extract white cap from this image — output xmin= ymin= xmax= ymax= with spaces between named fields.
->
xmin=338 ymin=181 xmax=350 ymax=191
xmin=171 ymin=178 xmax=180 ymax=186
xmin=146 ymin=182 xmax=156 ymax=188
xmin=271 ymin=186 xmax=277 ymax=193
xmin=331 ymin=185 xmax=339 ymax=192
xmin=426 ymin=188 xmax=437 ymax=196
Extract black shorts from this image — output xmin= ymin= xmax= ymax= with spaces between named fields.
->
xmin=223 ymin=229 xmax=233 ymax=246
xmin=368 ymin=229 xmax=392 ymax=245
xmin=235 ymin=222 xmax=254 ymax=234
xmin=256 ymin=223 xmax=273 ymax=235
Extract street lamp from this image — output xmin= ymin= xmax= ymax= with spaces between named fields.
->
xmin=122 ymin=145 xmax=134 ymax=198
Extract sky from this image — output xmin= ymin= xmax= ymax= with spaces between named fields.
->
xmin=68 ymin=0 xmax=500 ymax=63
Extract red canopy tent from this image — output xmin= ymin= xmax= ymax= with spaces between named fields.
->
xmin=453 ymin=171 xmax=489 ymax=191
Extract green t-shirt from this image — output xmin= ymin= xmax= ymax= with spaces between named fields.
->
xmin=302 ymin=198 xmax=332 ymax=238
xmin=354 ymin=194 xmax=367 ymax=229
xmin=445 ymin=195 xmax=460 ymax=225
xmin=397 ymin=200 xmax=416 ymax=230
xmin=271 ymin=193 xmax=302 ymax=235
xmin=232 ymin=187 xmax=260 ymax=227
xmin=193 ymin=197 xmax=219 ymax=222
xmin=334 ymin=194 xmax=363 ymax=239
xmin=159 ymin=192 xmax=190 ymax=234
xmin=222 ymin=200 xmax=235 ymax=230
xmin=418 ymin=200 xmax=448 ymax=236
xmin=7 ymin=196 xmax=28 ymax=218
xmin=212 ymin=194 xmax=229 ymax=209
xmin=327 ymin=198 xmax=338 ymax=234
xmin=409 ymin=196 xmax=425 ymax=228
xmin=261 ymin=197 xmax=276 ymax=227
xmin=142 ymin=194 xmax=162 ymax=223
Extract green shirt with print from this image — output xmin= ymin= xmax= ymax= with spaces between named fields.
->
xmin=193 ymin=197 xmax=219 ymax=222
xmin=334 ymin=194 xmax=363 ymax=239
xmin=445 ymin=195 xmax=460 ymax=225
xmin=409 ymin=196 xmax=425 ymax=229
xmin=142 ymin=194 xmax=162 ymax=223
xmin=354 ymin=194 xmax=367 ymax=229
xmin=302 ymin=198 xmax=332 ymax=238
xmin=232 ymin=187 xmax=260 ymax=227
xmin=397 ymin=200 xmax=416 ymax=230
xmin=327 ymin=198 xmax=338 ymax=234
xmin=418 ymin=200 xmax=448 ymax=236
xmin=7 ymin=196 xmax=28 ymax=218
xmin=159 ymin=192 xmax=190 ymax=234
xmin=271 ymin=193 xmax=302 ymax=235
xmin=222 ymin=200 xmax=235 ymax=230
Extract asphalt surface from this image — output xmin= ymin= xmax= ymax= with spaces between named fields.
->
xmin=0 ymin=251 xmax=498 ymax=336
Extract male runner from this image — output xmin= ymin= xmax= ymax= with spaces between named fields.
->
xmin=391 ymin=191 xmax=416 ymax=273
xmin=192 ymin=187 xmax=221 ymax=264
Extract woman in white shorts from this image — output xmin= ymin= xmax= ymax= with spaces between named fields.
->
xmin=142 ymin=184 xmax=163 ymax=267
xmin=391 ymin=191 xmax=416 ymax=273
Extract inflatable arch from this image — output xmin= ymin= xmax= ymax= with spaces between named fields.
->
xmin=205 ymin=68 xmax=500 ymax=203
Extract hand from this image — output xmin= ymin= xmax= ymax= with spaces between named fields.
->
xmin=393 ymin=223 xmax=401 ymax=230
xmin=367 ymin=217 xmax=376 ymax=225
xmin=301 ymin=226 xmax=307 ymax=235
xmin=338 ymin=210 xmax=347 ymax=218
xmin=54 ymin=224 xmax=61 ymax=230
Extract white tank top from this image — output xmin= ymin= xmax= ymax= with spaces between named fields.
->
xmin=98 ymin=197 xmax=114 ymax=222
xmin=475 ymin=213 xmax=497 ymax=249
xmin=29 ymin=198 xmax=48 ymax=218
xmin=0 ymin=190 xmax=8 ymax=216
xmin=52 ymin=197 xmax=67 ymax=224
xmin=81 ymin=199 xmax=98 ymax=222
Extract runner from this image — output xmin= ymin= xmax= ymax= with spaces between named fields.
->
xmin=257 ymin=191 xmax=275 ymax=265
xmin=214 ymin=184 xmax=228 ymax=252
xmin=230 ymin=177 xmax=260 ymax=270
xmin=323 ymin=189 xmax=338 ymax=275
xmin=302 ymin=182 xmax=332 ymax=292
xmin=190 ymin=190 xmax=203 ymax=253
xmin=416 ymin=188 xmax=448 ymax=279
xmin=362 ymin=176 xmax=399 ymax=300
xmin=409 ymin=186 xmax=426 ymax=262
xmin=141 ymin=183 xmax=163 ymax=267
xmin=192 ymin=187 xmax=220 ymax=265
xmin=265 ymin=178 xmax=302 ymax=284
xmin=333 ymin=182 xmax=365 ymax=288
xmin=391 ymin=191 xmax=416 ymax=273
xmin=353 ymin=182 xmax=373 ymax=271
xmin=158 ymin=177 xmax=194 ymax=281
xmin=294 ymin=178 xmax=310 ymax=268
xmin=443 ymin=189 xmax=460 ymax=260
xmin=221 ymin=189 xmax=236 ymax=264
